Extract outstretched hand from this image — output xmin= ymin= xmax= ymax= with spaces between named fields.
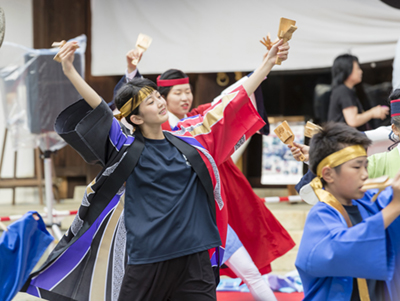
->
xmin=58 ymin=41 xmax=79 ymax=75
xmin=264 ymin=39 xmax=290 ymax=65
xmin=126 ymin=48 xmax=143 ymax=73
xmin=242 ymin=39 xmax=290 ymax=97
xmin=288 ymin=142 xmax=309 ymax=162
xmin=56 ymin=41 xmax=101 ymax=109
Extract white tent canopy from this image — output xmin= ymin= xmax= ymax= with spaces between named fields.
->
xmin=91 ymin=0 xmax=400 ymax=76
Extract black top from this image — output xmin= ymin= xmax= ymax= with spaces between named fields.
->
xmin=54 ymin=99 xmax=221 ymax=266
xmin=343 ymin=205 xmax=386 ymax=301
xmin=328 ymin=84 xmax=368 ymax=131
xmin=125 ymin=137 xmax=221 ymax=264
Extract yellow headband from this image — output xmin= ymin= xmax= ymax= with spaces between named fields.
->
xmin=310 ymin=145 xmax=367 ymax=209
xmin=316 ymin=145 xmax=367 ymax=178
xmin=114 ymin=86 xmax=155 ymax=121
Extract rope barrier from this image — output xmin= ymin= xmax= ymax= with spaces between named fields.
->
xmin=264 ymin=195 xmax=303 ymax=203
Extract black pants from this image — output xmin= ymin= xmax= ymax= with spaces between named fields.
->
xmin=118 ymin=250 xmax=216 ymax=301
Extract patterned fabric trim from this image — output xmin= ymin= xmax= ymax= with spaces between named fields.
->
xmin=234 ymin=135 xmax=246 ymax=151
xmin=194 ymin=146 xmax=223 ymax=210
xmin=112 ymin=212 xmax=126 ymax=301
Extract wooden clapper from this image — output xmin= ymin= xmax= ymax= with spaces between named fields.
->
xmin=132 ymin=33 xmax=152 ymax=65
xmin=274 ymin=120 xmax=305 ymax=161
xmin=304 ymin=121 xmax=322 ymax=138
xmin=260 ymin=17 xmax=297 ymax=65
xmin=360 ymin=175 xmax=393 ymax=202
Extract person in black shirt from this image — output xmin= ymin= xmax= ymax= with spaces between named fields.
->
xmin=50 ymin=39 xmax=290 ymax=301
xmin=327 ymin=54 xmax=389 ymax=131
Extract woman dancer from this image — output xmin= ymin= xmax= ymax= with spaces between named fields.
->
xmin=113 ymin=50 xmax=295 ymax=300
xmin=25 ymin=40 xmax=289 ymax=301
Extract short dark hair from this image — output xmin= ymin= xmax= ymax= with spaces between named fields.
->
xmin=309 ymin=122 xmax=371 ymax=175
xmin=331 ymin=54 xmax=359 ymax=89
xmin=389 ymin=89 xmax=400 ymax=129
xmin=114 ymin=77 xmax=157 ymax=128
xmin=158 ymin=69 xmax=189 ymax=98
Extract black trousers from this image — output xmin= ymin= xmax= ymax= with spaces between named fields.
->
xmin=118 ymin=250 xmax=217 ymax=301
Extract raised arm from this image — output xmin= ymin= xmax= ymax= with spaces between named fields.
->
xmin=109 ymin=48 xmax=144 ymax=110
xmin=126 ymin=48 xmax=143 ymax=74
xmin=58 ymin=41 xmax=102 ymax=109
xmin=173 ymin=42 xmax=289 ymax=164
xmin=242 ymin=39 xmax=289 ymax=97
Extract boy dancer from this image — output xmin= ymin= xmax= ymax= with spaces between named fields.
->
xmin=295 ymin=122 xmax=400 ymax=300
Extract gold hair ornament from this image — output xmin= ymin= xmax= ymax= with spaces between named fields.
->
xmin=114 ymin=86 xmax=155 ymax=121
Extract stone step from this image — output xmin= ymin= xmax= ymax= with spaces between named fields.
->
xmin=265 ymin=203 xmax=310 ymax=274
xmin=265 ymin=203 xmax=310 ymax=230
xmin=270 ymin=229 xmax=303 ymax=275
xmin=271 ymin=249 xmax=298 ymax=275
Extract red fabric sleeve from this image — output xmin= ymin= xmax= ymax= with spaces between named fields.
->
xmin=187 ymin=103 xmax=212 ymax=117
xmin=161 ymin=121 xmax=172 ymax=131
xmin=176 ymin=85 xmax=265 ymax=165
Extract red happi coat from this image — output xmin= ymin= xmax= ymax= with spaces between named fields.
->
xmin=163 ymin=95 xmax=295 ymax=276
xmin=171 ymin=86 xmax=265 ymax=259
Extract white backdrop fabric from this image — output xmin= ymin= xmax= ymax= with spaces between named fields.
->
xmin=91 ymin=0 xmax=400 ymax=76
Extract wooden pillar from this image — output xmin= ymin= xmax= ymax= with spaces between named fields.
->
xmin=32 ymin=0 xmax=107 ymax=197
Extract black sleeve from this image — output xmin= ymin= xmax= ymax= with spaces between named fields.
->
xmin=54 ymin=99 xmax=114 ymax=166
xmin=254 ymin=85 xmax=270 ymax=135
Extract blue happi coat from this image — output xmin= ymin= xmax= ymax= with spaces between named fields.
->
xmin=296 ymin=187 xmax=400 ymax=300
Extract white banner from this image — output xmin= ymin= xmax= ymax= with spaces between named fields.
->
xmin=91 ymin=0 xmax=400 ymax=76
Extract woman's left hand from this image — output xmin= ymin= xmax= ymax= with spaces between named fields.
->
xmin=264 ymin=39 xmax=290 ymax=65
